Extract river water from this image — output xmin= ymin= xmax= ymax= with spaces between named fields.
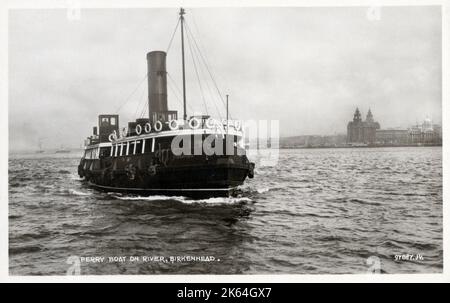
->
xmin=9 ymin=147 xmax=442 ymax=275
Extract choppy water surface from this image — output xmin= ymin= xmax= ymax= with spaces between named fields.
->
xmin=9 ymin=147 xmax=442 ymax=275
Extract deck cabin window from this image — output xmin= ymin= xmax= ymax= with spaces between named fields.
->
xmin=135 ymin=140 xmax=142 ymax=154
xmin=100 ymin=147 xmax=110 ymax=158
xmin=85 ymin=148 xmax=98 ymax=159
xmin=131 ymin=140 xmax=136 ymax=154
xmin=154 ymin=138 xmax=160 ymax=152
xmin=144 ymin=139 xmax=152 ymax=153
xmin=101 ymin=117 xmax=109 ymax=126
xmin=158 ymin=136 xmax=173 ymax=149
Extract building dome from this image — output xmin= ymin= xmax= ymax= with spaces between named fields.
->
xmin=422 ymin=118 xmax=433 ymax=131
xmin=366 ymin=109 xmax=374 ymax=122
xmin=353 ymin=108 xmax=362 ymax=122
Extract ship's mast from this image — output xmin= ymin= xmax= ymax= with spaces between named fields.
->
xmin=180 ymin=8 xmax=187 ymax=121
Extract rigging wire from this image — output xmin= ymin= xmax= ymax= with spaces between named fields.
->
xmin=167 ymin=78 xmax=185 ymax=110
xmin=166 ymin=18 xmax=181 ymax=54
xmin=138 ymin=96 xmax=148 ymax=119
xmin=167 ymin=72 xmax=183 ymax=99
xmin=133 ymin=82 xmax=148 ymax=118
xmin=114 ymin=73 xmax=148 ymax=114
xmin=184 ymin=20 xmax=232 ymax=119
xmin=139 ymin=92 xmax=148 ymax=118
xmin=167 ymin=80 xmax=182 ymax=107
xmin=115 ymin=16 xmax=180 ymax=119
xmin=185 ymin=25 xmax=209 ymax=116
xmin=185 ymin=25 xmax=222 ymax=120
xmin=191 ymin=44 xmax=224 ymax=120
xmin=187 ymin=14 xmax=223 ymax=116
xmin=167 ymin=72 xmax=195 ymax=113
xmin=116 ymin=12 xmax=232 ymax=123
xmin=167 ymin=77 xmax=182 ymax=102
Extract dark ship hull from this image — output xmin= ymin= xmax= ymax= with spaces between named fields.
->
xmin=82 ymin=157 xmax=252 ymax=198
xmin=79 ymin=152 xmax=254 ymax=198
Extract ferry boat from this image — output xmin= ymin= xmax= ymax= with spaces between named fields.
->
xmin=77 ymin=8 xmax=255 ymax=197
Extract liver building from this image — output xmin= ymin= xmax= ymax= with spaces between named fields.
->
xmin=347 ymin=108 xmax=380 ymax=144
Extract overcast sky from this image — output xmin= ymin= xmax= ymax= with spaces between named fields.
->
xmin=9 ymin=6 xmax=441 ymax=151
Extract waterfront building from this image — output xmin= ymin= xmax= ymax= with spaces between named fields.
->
xmin=408 ymin=119 xmax=442 ymax=145
xmin=347 ymin=108 xmax=380 ymax=144
xmin=375 ymin=128 xmax=409 ymax=145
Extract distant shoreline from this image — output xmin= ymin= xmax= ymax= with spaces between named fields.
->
xmin=279 ymin=144 xmax=442 ymax=149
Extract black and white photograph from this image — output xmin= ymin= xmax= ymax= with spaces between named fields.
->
xmin=2 ymin=0 xmax=449 ymax=282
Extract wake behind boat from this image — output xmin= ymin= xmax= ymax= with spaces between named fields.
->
xmin=77 ymin=8 xmax=255 ymax=198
